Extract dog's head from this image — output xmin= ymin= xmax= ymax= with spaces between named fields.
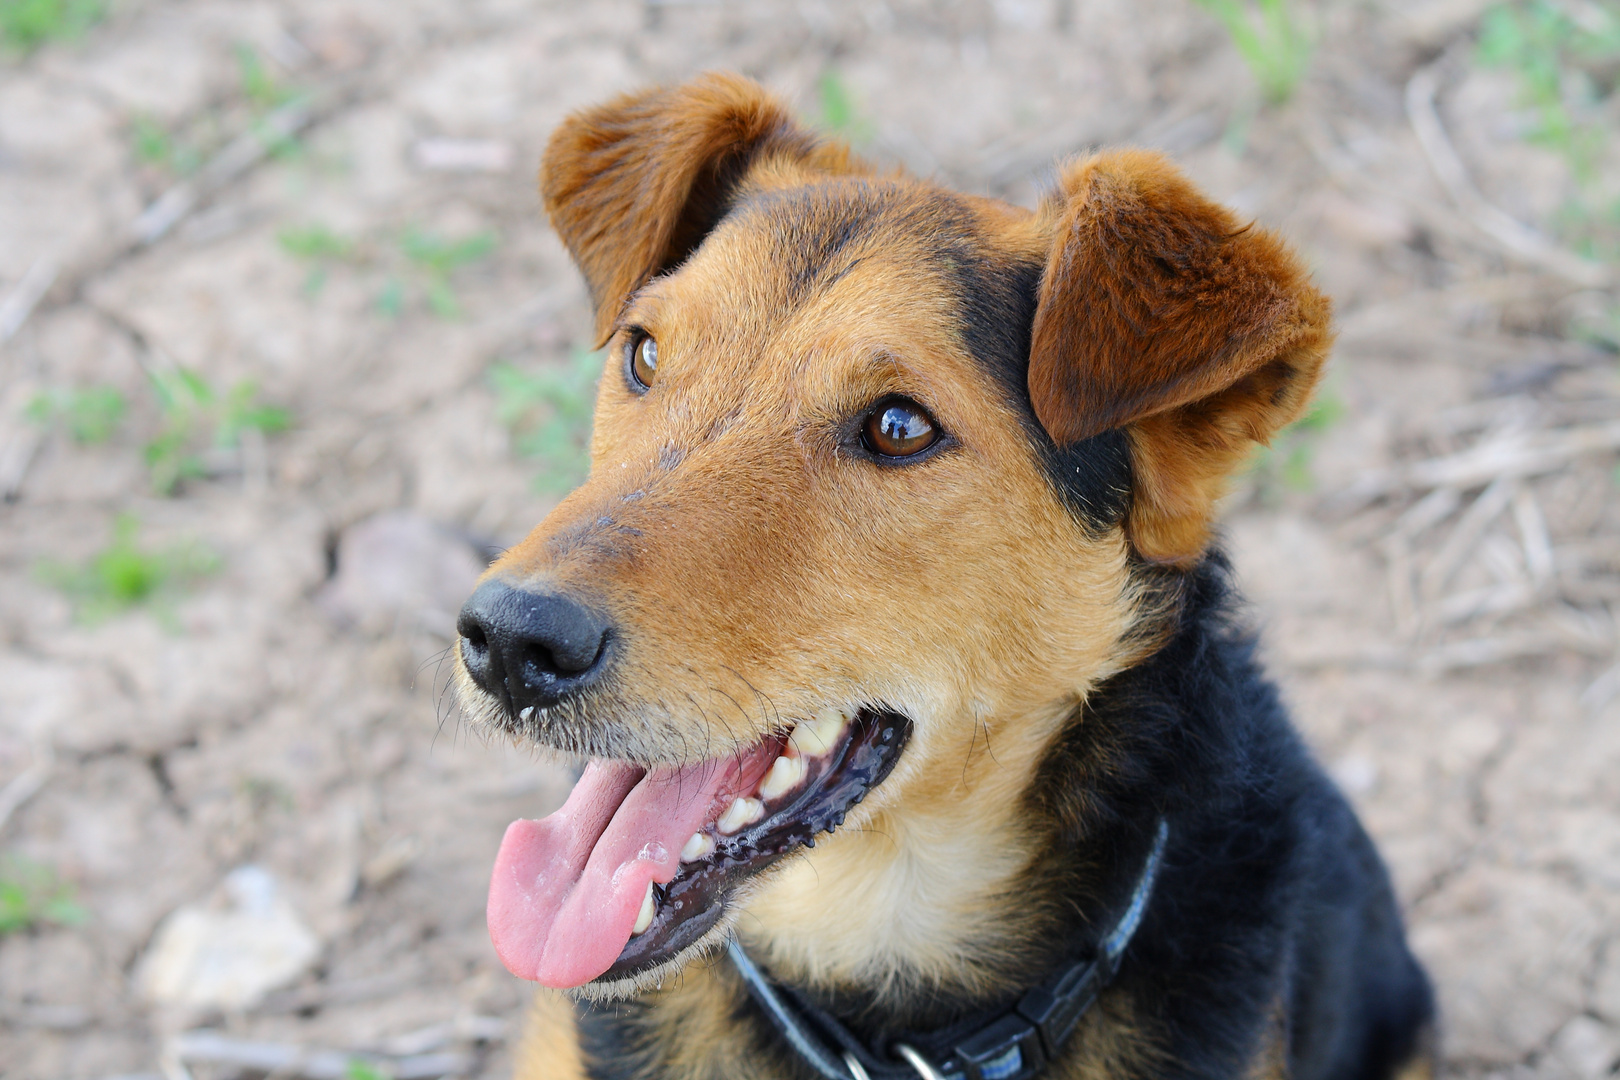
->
xmin=456 ymin=73 xmax=1329 ymax=999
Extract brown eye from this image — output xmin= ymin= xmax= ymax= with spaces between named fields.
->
xmin=862 ymin=398 xmax=939 ymax=458
xmin=628 ymin=333 xmax=658 ymax=390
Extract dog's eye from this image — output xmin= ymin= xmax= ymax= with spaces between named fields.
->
xmin=862 ymin=398 xmax=939 ymax=459
xmin=627 ymin=332 xmax=658 ymax=390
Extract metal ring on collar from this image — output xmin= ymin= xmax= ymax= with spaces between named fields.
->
xmin=894 ymin=1043 xmax=950 ymax=1080
xmin=842 ymin=1051 xmax=873 ymax=1080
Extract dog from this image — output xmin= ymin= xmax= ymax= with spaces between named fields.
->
xmin=453 ymin=72 xmax=1435 ymax=1080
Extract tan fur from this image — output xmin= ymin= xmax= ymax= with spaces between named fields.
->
xmin=471 ymin=74 xmax=1336 ymax=1079
xmin=515 ymin=991 xmax=587 ymax=1080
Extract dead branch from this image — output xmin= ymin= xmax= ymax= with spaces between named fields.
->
xmin=131 ymin=97 xmax=322 ymax=247
xmin=1421 ymin=478 xmax=1516 ymax=601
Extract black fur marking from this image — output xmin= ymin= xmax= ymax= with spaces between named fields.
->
xmin=572 ymin=555 xmax=1433 ymax=1080
xmin=1041 ymin=429 xmax=1133 ymax=531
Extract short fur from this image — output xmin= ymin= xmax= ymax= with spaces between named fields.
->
xmin=461 ymin=73 xmax=1433 ymax=1080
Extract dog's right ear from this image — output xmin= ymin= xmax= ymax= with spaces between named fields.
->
xmin=541 ymin=72 xmax=858 ymax=346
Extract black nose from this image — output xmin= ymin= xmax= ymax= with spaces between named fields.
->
xmin=456 ymin=580 xmax=612 ymax=713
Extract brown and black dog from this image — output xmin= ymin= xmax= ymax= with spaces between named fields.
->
xmin=453 ymin=73 xmax=1433 ymax=1080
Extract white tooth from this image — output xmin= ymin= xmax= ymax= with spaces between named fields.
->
xmin=717 ymin=797 xmax=764 ymax=835
xmin=519 ymin=706 xmax=534 ymax=722
xmin=632 ymin=879 xmax=656 ymax=935
xmin=789 ymin=707 xmax=849 ymax=758
xmin=680 ymin=831 xmax=714 ymax=863
xmin=758 ymin=754 xmax=807 ymax=801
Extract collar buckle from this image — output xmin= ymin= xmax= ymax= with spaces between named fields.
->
xmin=948 ymin=1012 xmax=1047 ymax=1080
xmin=1014 ymin=954 xmax=1107 ymax=1062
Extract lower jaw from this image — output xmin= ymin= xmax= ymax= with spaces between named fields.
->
xmin=597 ymin=708 xmax=912 ymax=987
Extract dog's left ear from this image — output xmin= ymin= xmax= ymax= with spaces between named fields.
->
xmin=542 ymin=72 xmax=860 ymax=346
xmin=1029 ymin=150 xmax=1333 ymax=565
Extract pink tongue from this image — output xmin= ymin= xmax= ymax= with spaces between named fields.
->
xmin=488 ymin=747 xmax=777 ymax=987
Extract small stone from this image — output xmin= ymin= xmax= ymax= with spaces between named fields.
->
xmin=1549 ymin=1015 xmax=1620 ymax=1080
xmin=316 ymin=510 xmax=486 ymax=637
xmin=137 ymin=866 xmax=320 ymax=1012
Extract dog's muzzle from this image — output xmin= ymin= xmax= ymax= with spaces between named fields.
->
xmin=456 ymin=580 xmax=612 ymax=713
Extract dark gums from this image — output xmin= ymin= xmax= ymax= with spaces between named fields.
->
xmin=599 ymin=709 xmax=913 ymax=982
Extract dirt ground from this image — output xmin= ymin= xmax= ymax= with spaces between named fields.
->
xmin=1 ymin=1 xmax=1618 ymax=1078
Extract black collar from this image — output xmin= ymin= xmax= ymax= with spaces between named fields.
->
xmin=730 ymin=818 xmax=1170 ymax=1080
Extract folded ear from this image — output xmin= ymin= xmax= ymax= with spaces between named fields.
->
xmin=1029 ymin=150 xmax=1333 ymax=565
xmin=541 ymin=71 xmax=860 ymax=346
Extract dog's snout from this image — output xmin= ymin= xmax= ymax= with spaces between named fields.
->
xmin=457 ymin=580 xmax=612 ymax=713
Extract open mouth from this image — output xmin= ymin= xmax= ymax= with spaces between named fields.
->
xmin=486 ymin=707 xmax=910 ymax=989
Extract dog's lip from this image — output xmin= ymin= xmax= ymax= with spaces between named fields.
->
xmin=596 ymin=707 xmax=912 ymax=984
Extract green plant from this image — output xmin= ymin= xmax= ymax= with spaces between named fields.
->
xmin=235 ymin=43 xmax=295 ymax=111
xmin=278 ymin=224 xmax=357 ymax=296
xmin=343 ymin=1060 xmax=393 ymax=1080
xmin=1245 ymin=390 xmax=1345 ymax=498
xmin=1192 ymin=0 xmax=1312 ymax=105
xmin=145 ymin=368 xmax=291 ymax=494
xmin=490 ymin=351 xmax=601 ymax=493
xmin=813 ymin=70 xmax=875 ymax=142
xmin=1478 ymin=1 xmax=1620 ymax=260
xmin=130 ymin=117 xmax=205 ymax=176
xmin=397 ymin=228 xmax=497 ymax=318
xmin=0 ymin=0 xmax=102 ymax=53
xmin=25 ymin=385 xmax=126 ymax=444
xmin=0 ymin=854 xmax=86 ymax=934
xmin=36 ymin=514 xmax=219 ymax=623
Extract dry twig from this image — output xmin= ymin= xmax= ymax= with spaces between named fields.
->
xmin=1406 ymin=58 xmax=1612 ymax=289
xmin=169 ymin=1031 xmax=471 ymax=1080
xmin=1333 ymin=420 xmax=1620 ymax=510
xmin=0 ymin=256 xmax=60 ymax=345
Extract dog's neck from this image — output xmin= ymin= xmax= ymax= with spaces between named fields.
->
xmin=728 ymin=816 xmax=1169 ymax=1080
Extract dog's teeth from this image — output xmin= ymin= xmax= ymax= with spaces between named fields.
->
xmin=717 ymin=797 xmax=764 ymax=835
xmin=789 ymin=707 xmax=849 ymax=758
xmin=758 ymin=753 xmax=807 ymax=801
xmin=632 ymin=880 xmax=656 ymax=935
xmin=519 ymin=706 xmax=534 ymax=722
xmin=680 ymin=831 xmax=713 ymax=863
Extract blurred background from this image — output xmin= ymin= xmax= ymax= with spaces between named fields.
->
xmin=0 ymin=0 xmax=1617 ymax=1077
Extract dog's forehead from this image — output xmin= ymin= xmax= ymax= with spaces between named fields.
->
xmin=652 ymin=178 xmax=1044 ymax=402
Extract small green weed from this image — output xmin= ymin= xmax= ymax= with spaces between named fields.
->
xmin=25 ymin=385 xmax=126 ymax=444
xmin=1245 ymin=390 xmax=1346 ymax=499
xmin=376 ymin=277 xmax=406 ymax=318
xmin=490 ymin=351 xmax=600 ymax=493
xmin=36 ymin=514 xmax=219 ymax=623
xmin=234 ymin=43 xmax=305 ymax=158
xmin=394 ymin=228 xmax=498 ymax=319
xmin=235 ymin=43 xmax=295 ymax=111
xmin=146 ymin=368 xmax=291 ymax=495
xmin=0 ymin=0 xmax=102 ymax=53
xmin=812 ymin=70 xmax=875 ymax=142
xmin=344 ymin=1060 xmax=393 ymax=1080
xmin=130 ymin=117 xmax=204 ymax=176
xmin=1192 ymin=0 xmax=1312 ymax=105
xmin=0 ymin=854 xmax=86 ymax=934
xmin=278 ymin=224 xmax=357 ymax=296
xmin=1478 ymin=1 xmax=1620 ymax=261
